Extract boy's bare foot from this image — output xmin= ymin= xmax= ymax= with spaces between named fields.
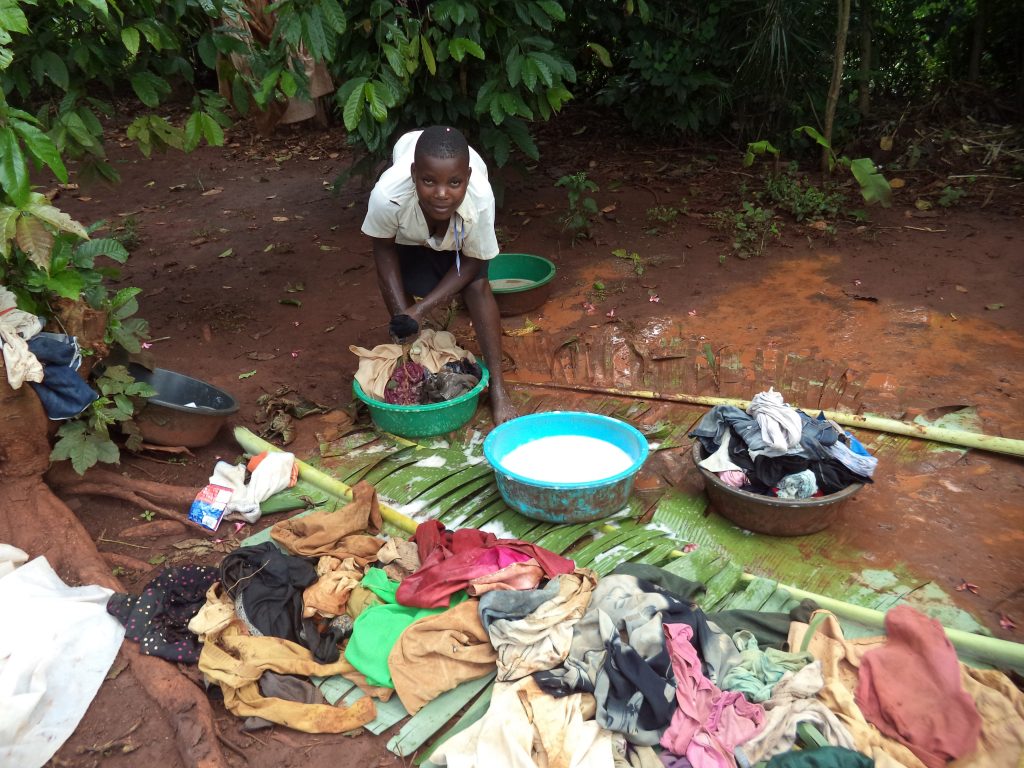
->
xmin=489 ymin=384 xmax=517 ymax=425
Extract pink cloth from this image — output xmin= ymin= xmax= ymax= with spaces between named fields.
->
xmin=465 ymin=559 xmax=546 ymax=596
xmin=662 ymin=623 xmax=765 ymax=768
xmin=717 ymin=471 xmax=748 ymax=488
xmin=855 ymin=605 xmax=981 ymax=767
xmin=395 ymin=521 xmax=575 ymax=609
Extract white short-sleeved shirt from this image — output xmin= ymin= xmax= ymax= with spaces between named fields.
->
xmin=361 ymin=130 xmax=499 ymax=261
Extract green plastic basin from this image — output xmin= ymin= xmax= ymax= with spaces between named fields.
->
xmin=352 ymin=363 xmax=490 ymax=438
xmin=488 ymin=253 xmax=556 ymax=316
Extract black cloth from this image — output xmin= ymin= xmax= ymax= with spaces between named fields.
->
xmin=389 ymin=313 xmax=420 ymax=341
xmin=106 ymin=565 xmax=218 ymax=663
xmin=604 ymin=631 xmax=677 ymax=738
xmin=397 ymin=244 xmax=489 ymax=298
xmin=709 ymin=598 xmax=820 ymax=651
xmin=766 ymin=746 xmax=874 ymax=767
xmin=612 ymin=563 xmax=706 ymax=603
xmin=220 ymin=542 xmax=317 ymax=649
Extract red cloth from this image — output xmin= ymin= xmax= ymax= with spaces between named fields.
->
xmin=394 ymin=520 xmax=575 ymax=609
xmin=855 ymin=605 xmax=981 ymax=767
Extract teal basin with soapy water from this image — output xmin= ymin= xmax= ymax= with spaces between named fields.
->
xmin=483 ymin=411 xmax=650 ymax=523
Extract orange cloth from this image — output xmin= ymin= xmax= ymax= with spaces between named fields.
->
xmin=271 ymin=481 xmax=383 ymax=563
xmin=388 ymin=599 xmax=497 ymax=715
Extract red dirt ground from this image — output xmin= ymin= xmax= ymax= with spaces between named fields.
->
xmin=38 ymin=110 xmax=1024 ymax=766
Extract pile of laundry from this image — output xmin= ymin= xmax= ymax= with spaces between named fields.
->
xmin=100 ymin=482 xmax=1024 ymax=768
xmin=0 ymin=285 xmax=98 ymax=420
xmin=691 ymin=388 xmax=879 ymax=499
xmin=350 ymin=329 xmax=481 ymax=406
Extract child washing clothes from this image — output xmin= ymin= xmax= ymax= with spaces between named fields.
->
xmin=360 ymin=125 xmax=515 ymax=425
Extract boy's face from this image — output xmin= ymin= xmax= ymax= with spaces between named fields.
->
xmin=411 ymin=155 xmax=472 ymax=226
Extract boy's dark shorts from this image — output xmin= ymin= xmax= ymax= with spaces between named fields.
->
xmin=397 ymin=245 xmax=490 ymax=298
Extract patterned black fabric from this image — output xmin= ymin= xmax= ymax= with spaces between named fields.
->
xmin=106 ymin=565 xmax=218 ymax=663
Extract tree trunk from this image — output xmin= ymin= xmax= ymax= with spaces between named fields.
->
xmin=968 ymin=0 xmax=985 ymax=82
xmin=822 ymin=0 xmax=853 ymax=174
xmin=0 ymin=365 xmax=227 ymax=768
xmin=858 ymin=0 xmax=872 ymax=117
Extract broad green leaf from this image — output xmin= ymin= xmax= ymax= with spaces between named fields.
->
xmin=528 ymin=55 xmax=552 ymax=87
xmin=131 ymin=72 xmax=161 ymax=107
xmin=15 ymin=215 xmax=54 ymax=269
xmin=586 ymin=42 xmax=611 ymax=67
xmin=40 ymin=51 xmax=68 ymax=90
xmin=319 ymin=0 xmax=346 ymax=33
xmin=304 ymin=7 xmax=329 ymax=62
xmin=488 ymin=94 xmax=504 ymax=125
xmin=850 ymin=157 xmax=892 ymax=207
xmin=794 ymin=124 xmax=830 ymax=149
xmin=184 ymin=111 xmax=201 ymax=151
xmin=420 ymin=34 xmax=436 ymax=75
xmin=0 ymin=207 xmax=16 ymax=257
xmin=121 ymin=27 xmax=140 ymax=55
xmin=507 ymin=52 xmax=524 ymax=87
xmin=76 ymin=0 xmax=110 ymax=16
xmin=0 ymin=127 xmax=30 ymax=206
xmin=279 ymin=70 xmax=298 ymax=98
xmin=231 ymin=76 xmax=250 ymax=116
xmin=0 ymin=1 xmax=29 ymax=34
xmin=10 ymin=119 xmax=67 ymax=182
xmin=536 ymin=0 xmax=566 ymax=21
xmin=24 ymin=202 xmax=89 ymax=238
xmin=341 ymin=77 xmax=367 ymax=130
xmin=71 ymin=438 xmax=100 ymax=475
xmin=200 ymin=113 xmax=224 ymax=146
xmin=364 ymin=81 xmax=386 ymax=122
xmin=63 ymin=112 xmax=98 ymax=148
xmin=46 ymin=267 xmax=86 ymax=299
xmin=449 ymin=37 xmax=484 ymax=62
xmin=76 ymin=237 xmax=129 ymax=265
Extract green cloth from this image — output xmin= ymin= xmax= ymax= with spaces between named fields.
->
xmin=766 ymin=746 xmax=874 ymax=767
xmin=343 ymin=569 xmax=466 ymax=688
xmin=720 ymin=629 xmax=814 ymax=703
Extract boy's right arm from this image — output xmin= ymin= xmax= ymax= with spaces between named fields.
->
xmin=372 ymin=237 xmax=408 ymax=317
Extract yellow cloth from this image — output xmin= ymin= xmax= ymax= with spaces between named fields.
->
xmin=198 ymin=621 xmax=376 ymax=733
xmin=430 ymin=676 xmax=614 ymax=768
xmin=409 ymin=329 xmax=475 ymax=372
xmin=187 ymin=583 xmax=236 ymax=642
xmin=389 ymin=599 xmax=497 ymax=715
xmin=349 ymin=343 xmax=405 ymax=400
xmin=788 ymin=611 xmax=1024 ymax=768
xmin=302 ymin=556 xmax=365 ymax=618
xmin=347 ymin=584 xmax=384 ymax=618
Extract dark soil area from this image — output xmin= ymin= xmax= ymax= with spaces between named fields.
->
xmin=37 ymin=109 xmax=1024 ymax=766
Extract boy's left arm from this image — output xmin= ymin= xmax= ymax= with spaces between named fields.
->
xmin=406 ymin=257 xmax=483 ymax=322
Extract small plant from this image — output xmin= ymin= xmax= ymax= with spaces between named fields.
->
xmin=555 ymin=172 xmax=599 ymax=242
xmin=762 ymin=163 xmax=845 ymax=222
xmin=50 ymin=365 xmax=157 ymax=474
xmin=938 ymin=185 xmax=966 ymax=208
xmin=111 ymin=566 xmax=126 ymax=577
xmin=611 ymin=248 xmax=645 ymax=275
xmin=712 ymin=202 xmax=781 ymax=259
xmin=646 ymin=205 xmax=679 ymax=225
xmin=113 ymin=215 xmax=142 ymax=250
xmin=140 ymin=510 xmax=155 ymax=522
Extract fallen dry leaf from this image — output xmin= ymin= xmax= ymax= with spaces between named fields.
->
xmin=201 ymin=187 xmax=223 ymax=196
xmin=582 ymin=301 xmax=596 ymax=315
xmin=1000 ymin=613 xmax=1017 ymax=631
xmin=606 ymin=309 xmax=616 ymax=318
xmin=649 ymin=295 xmax=661 ymax=303
xmin=955 ymin=285 xmax=968 ymax=293
xmin=880 ymin=135 xmax=894 ymax=151
xmin=272 ymin=216 xmax=289 ymax=222
xmin=955 ymin=579 xmax=979 ymax=595
xmin=889 ymin=177 xmax=906 ymax=189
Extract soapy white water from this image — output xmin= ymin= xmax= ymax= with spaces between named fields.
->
xmin=500 ymin=435 xmax=634 ymax=484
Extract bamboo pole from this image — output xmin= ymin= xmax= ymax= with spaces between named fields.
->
xmin=233 ymin=427 xmax=418 ymax=535
xmin=508 ymin=380 xmax=1024 ymax=458
xmin=234 ymin=427 xmax=1024 ymax=669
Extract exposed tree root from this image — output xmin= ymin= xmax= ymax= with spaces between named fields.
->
xmin=1 ymin=383 xmax=227 ymax=768
xmin=1 ymin=476 xmax=228 ymax=768
xmin=47 ymin=463 xmax=198 ymax=526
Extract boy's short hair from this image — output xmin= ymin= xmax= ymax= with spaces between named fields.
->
xmin=414 ymin=126 xmax=470 ymax=165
